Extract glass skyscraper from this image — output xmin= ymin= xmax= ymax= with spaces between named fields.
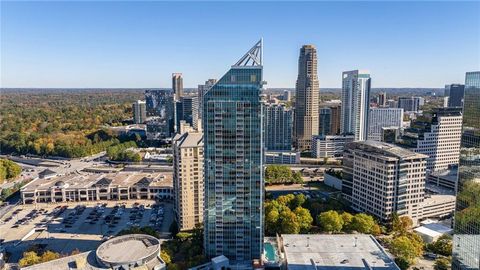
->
xmin=203 ymin=40 xmax=264 ymax=263
xmin=452 ymin=71 xmax=480 ymax=270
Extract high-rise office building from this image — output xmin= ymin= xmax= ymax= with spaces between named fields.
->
xmin=294 ymin=45 xmax=319 ymax=151
xmin=203 ymin=40 xmax=264 ymax=263
xmin=343 ymin=141 xmax=427 ymax=225
xmin=198 ymin=79 xmax=217 ymax=120
xmin=173 ymin=129 xmax=204 ymax=231
xmin=176 ymin=96 xmax=199 ymax=131
xmin=445 ymin=84 xmax=465 ymax=108
xmin=397 ymin=96 xmax=424 ymax=112
xmin=283 ymin=90 xmax=291 ymax=102
xmin=319 ymin=107 xmax=332 ymax=136
xmin=399 ymin=108 xmax=463 ymax=172
xmin=340 ymin=70 xmax=371 ymax=141
xmin=172 ymin=73 xmax=183 ymax=101
xmin=367 ymin=108 xmax=404 ymax=141
xmin=461 ymin=71 xmax=480 ymax=147
xmin=330 ymin=104 xmax=341 ymax=135
xmin=264 ymin=104 xmax=293 ymax=151
xmin=132 ymin=100 xmax=147 ymax=124
xmin=377 ymin=91 xmax=387 ymax=107
xmin=145 ymin=89 xmax=175 ymax=136
xmin=452 ymin=71 xmax=480 ymax=270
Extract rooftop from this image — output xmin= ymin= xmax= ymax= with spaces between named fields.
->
xmin=348 ymin=140 xmax=428 ymax=160
xmin=281 ymin=234 xmax=400 ymax=270
xmin=96 ymin=234 xmax=160 ymax=265
xmin=22 ymin=171 xmax=172 ymax=192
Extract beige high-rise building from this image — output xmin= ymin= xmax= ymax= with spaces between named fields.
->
xmin=172 ymin=129 xmax=203 ymax=231
xmin=294 ymin=45 xmax=319 ymax=151
xmin=172 ymin=73 xmax=183 ymax=101
xmin=343 ymin=141 xmax=427 ymax=225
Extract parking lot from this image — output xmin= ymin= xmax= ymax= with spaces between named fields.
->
xmin=0 ymin=200 xmax=173 ymax=263
xmin=266 ymin=182 xmax=340 ymax=201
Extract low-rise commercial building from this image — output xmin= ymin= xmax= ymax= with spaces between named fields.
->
xmin=279 ymin=234 xmax=400 ymax=270
xmin=265 ymin=151 xmax=300 ymax=164
xmin=20 ymin=172 xmax=173 ymax=204
xmin=312 ymin=135 xmax=354 ymax=158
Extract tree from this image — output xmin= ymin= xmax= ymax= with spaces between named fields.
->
xmin=434 ymin=257 xmax=451 ymax=270
xmin=390 ymin=236 xmax=423 ymax=265
xmin=429 ymin=235 xmax=453 ymax=256
xmin=350 ymin=213 xmax=376 ymax=234
xmin=290 ymin=194 xmax=306 ymax=209
xmin=160 ymin=249 xmax=172 ymax=264
xmin=294 ymin=207 xmax=313 ymax=233
xmin=393 ymin=215 xmax=413 ymax=235
xmin=340 ymin=212 xmax=354 ymax=232
xmin=279 ymin=210 xmax=300 ymax=234
xmin=395 ymin=257 xmax=411 ymax=270
xmin=19 ymin=251 xmax=41 ymax=267
xmin=40 ymin=251 xmax=60 ymax=262
xmin=317 ymin=210 xmax=343 ymax=233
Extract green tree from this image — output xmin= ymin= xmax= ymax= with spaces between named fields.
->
xmin=294 ymin=207 xmax=313 ymax=233
xmin=340 ymin=212 xmax=354 ymax=232
xmin=290 ymin=194 xmax=306 ymax=209
xmin=351 ymin=213 xmax=376 ymax=233
xmin=317 ymin=210 xmax=343 ymax=233
xmin=18 ymin=251 xmax=41 ymax=267
xmin=279 ymin=210 xmax=300 ymax=234
xmin=434 ymin=257 xmax=451 ymax=270
xmin=390 ymin=236 xmax=423 ymax=265
xmin=429 ymin=235 xmax=453 ymax=256
xmin=393 ymin=215 xmax=413 ymax=235
xmin=40 ymin=251 xmax=60 ymax=263
xmin=395 ymin=257 xmax=411 ymax=270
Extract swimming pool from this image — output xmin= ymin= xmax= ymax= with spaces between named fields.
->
xmin=264 ymin=242 xmax=277 ymax=262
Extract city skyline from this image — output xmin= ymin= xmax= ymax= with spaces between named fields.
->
xmin=2 ymin=1 xmax=479 ymax=88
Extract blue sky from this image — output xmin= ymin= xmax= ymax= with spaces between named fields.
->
xmin=1 ymin=1 xmax=479 ymax=88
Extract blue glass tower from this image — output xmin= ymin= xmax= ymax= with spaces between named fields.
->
xmin=203 ymin=40 xmax=264 ymax=263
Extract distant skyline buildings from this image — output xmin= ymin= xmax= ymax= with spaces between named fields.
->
xmin=340 ymin=70 xmax=371 ymax=141
xmin=172 ymin=73 xmax=183 ymax=101
xmin=264 ymin=103 xmax=293 ymax=151
xmin=367 ymin=108 xmax=403 ymax=141
xmin=294 ymin=44 xmax=319 ymax=151
xmin=132 ymin=100 xmax=146 ymax=124
xmin=444 ymin=84 xmax=465 ymax=108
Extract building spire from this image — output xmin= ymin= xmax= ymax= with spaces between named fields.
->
xmin=233 ymin=39 xmax=263 ymax=67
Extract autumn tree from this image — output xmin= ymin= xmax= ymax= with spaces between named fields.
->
xmin=317 ymin=210 xmax=343 ymax=233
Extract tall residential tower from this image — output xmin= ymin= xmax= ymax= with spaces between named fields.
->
xmin=294 ymin=45 xmax=319 ymax=151
xmin=340 ymin=70 xmax=371 ymax=141
xmin=203 ymin=40 xmax=264 ymax=263
xmin=452 ymin=71 xmax=480 ymax=270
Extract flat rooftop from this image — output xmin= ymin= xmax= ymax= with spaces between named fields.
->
xmin=349 ymin=140 xmax=427 ymax=160
xmin=281 ymin=234 xmax=400 ymax=270
xmin=22 ymin=171 xmax=172 ymax=192
xmin=96 ymin=234 xmax=160 ymax=264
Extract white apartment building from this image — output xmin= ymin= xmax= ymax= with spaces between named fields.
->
xmin=172 ymin=130 xmax=204 ymax=231
xmin=340 ymin=70 xmax=371 ymax=141
xmin=343 ymin=141 xmax=427 ymax=225
xmin=400 ymin=108 xmax=462 ymax=172
xmin=312 ymin=135 xmax=354 ymax=158
xmin=368 ymin=108 xmax=404 ymax=141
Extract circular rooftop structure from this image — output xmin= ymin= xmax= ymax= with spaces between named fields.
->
xmin=96 ymin=234 xmax=161 ymax=269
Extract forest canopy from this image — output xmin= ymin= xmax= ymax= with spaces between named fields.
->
xmin=0 ymin=89 xmax=143 ymax=158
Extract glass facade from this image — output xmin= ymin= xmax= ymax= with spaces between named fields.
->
xmin=452 ymin=71 xmax=480 ymax=270
xmin=203 ymin=63 xmax=264 ymax=262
